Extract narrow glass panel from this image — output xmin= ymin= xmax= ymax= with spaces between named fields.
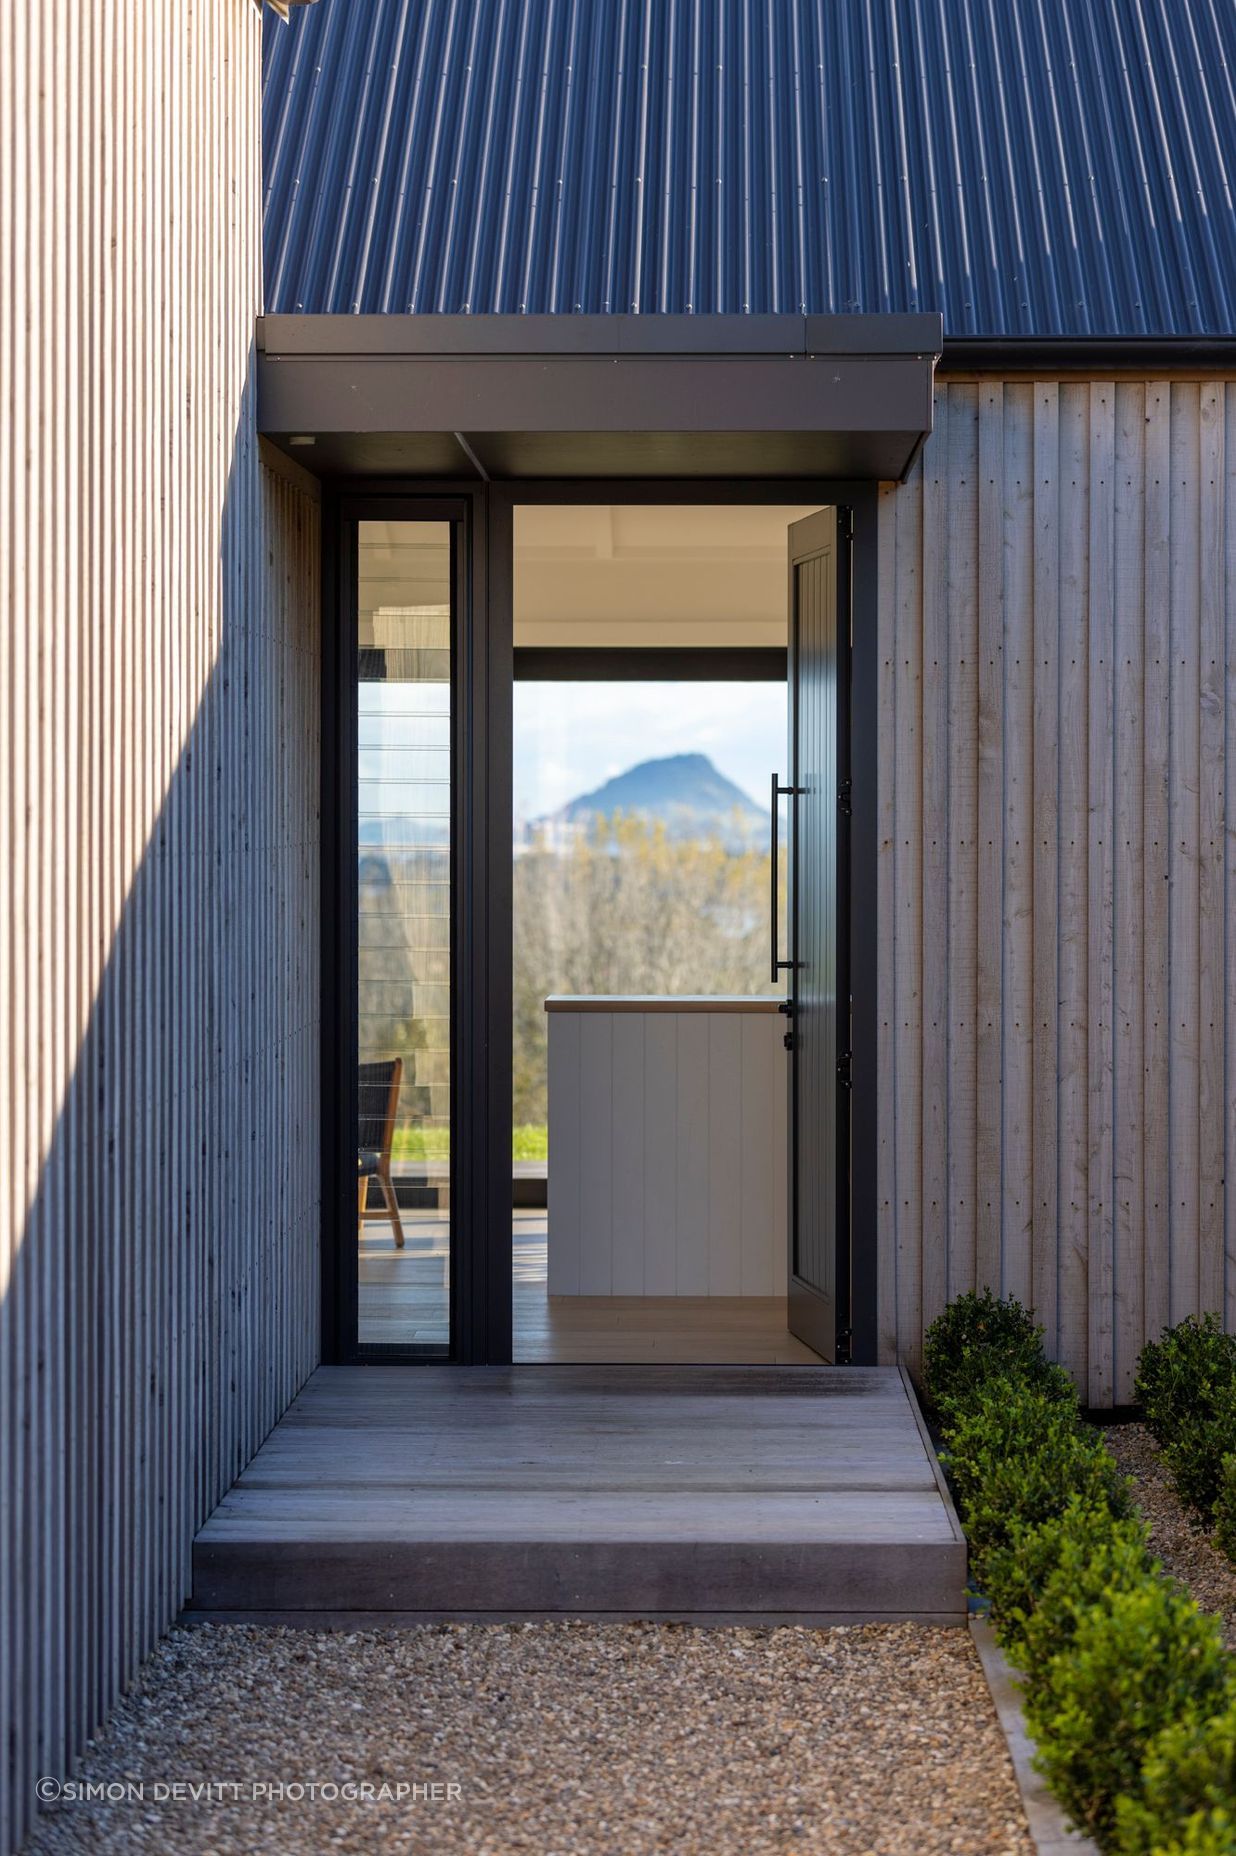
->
xmin=356 ymin=521 xmax=451 ymax=1351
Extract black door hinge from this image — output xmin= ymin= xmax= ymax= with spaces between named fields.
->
xmin=783 ymin=1030 xmax=794 ymax=1051
xmin=840 ymin=508 xmax=855 ymax=544
xmin=835 ymin=1326 xmax=853 ymax=1365
xmin=838 ymin=778 xmax=852 ymax=816
xmin=837 ymin=1051 xmax=853 ymax=1089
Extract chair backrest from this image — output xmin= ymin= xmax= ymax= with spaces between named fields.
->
xmin=358 ymin=1058 xmax=403 ymax=1158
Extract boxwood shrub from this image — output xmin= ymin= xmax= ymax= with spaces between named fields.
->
xmin=942 ymin=1372 xmax=1131 ymax=1593
xmin=1214 ymin=1460 xmax=1236 ymax=1568
xmin=924 ymin=1292 xmax=1236 ymax=1853
xmin=984 ymin=1497 xmax=1151 ymax=1666
xmin=1165 ymin=1392 xmax=1236 ymax=1519
xmin=1025 ymin=1582 xmax=1231 ymax=1844
xmin=1136 ymin=1315 xmax=1236 ymax=1445
xmin=1115 ymin=1702 xmax=1236 ymax=1855
xmin=1137 ymin=1316 xmax=1236 ymax=1522
xmin=922 ymin=1287 xmax=1067 ymax=1417
xmin=1137 ymin=1826 xmax=1236 ymax=1856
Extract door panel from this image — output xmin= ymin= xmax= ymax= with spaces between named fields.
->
xmin=787 ymin=508 xmax=849 ymax=1360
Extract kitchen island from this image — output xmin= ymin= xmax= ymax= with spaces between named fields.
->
xmin=544 ymin=995 xmax=788 ymax=1297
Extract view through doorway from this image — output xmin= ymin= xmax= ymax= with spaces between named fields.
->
xmin=510 ymin=502 xmax=823 ymax=1364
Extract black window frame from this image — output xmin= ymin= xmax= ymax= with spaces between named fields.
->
xmin=321 ymin=478 xmax=879 ymax=1368
xmin=513 ymin=647 xmax=788 ymax=681
xmin=321 ymin=488 xmax=490 ymax=1363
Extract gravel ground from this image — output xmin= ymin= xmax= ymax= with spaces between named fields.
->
xmin=23 ymin=1620 xmax=1032 ymax=1856
xmin=1106 ymin=1421 xmax=1236 ymax=1645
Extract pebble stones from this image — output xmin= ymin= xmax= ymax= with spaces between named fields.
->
xmin=23 ymin=1620 xmax=1032 ymax=1855
xmin=1106 ymin=1421 xmax=1236 ymax=1647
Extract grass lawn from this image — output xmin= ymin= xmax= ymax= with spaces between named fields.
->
xmin=390 ymin=1125 xmax=548 ymax=1163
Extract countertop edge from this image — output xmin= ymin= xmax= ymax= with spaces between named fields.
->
xmin=544 ymin=995 xmax=787 ymax=1014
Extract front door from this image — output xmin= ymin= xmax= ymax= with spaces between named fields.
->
xmin=785 ymin=508 xmax=850 ymax=1361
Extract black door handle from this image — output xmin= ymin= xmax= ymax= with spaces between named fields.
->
xmin=770 ymin=773 xmax=805 ymax=985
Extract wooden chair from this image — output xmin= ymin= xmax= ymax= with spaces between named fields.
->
xmin=357 ymin=1057 xmax=406 ymax=1248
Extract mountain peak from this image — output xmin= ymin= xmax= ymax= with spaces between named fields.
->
xmin=649 ymin=751 xmax=713 ymax=773
xmin=547 ymin=752 xmax=769 ymax=848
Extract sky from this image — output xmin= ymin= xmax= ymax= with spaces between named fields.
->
xmin=513 ymin=680 xmax=788 ymax=823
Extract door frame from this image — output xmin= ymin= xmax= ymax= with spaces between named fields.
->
xmin=321 ymin=477 xmax=880 ymax=1367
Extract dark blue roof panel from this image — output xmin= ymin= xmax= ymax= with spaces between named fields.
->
xmin=262 ymin=0 xmax=1236 ymax=337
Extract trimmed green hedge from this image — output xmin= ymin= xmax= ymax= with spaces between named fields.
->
xmin=923 ymin=1288 xmax=1067 ymax=1418
xmin=1137 ymin=1315 xmax=1236 ymax=1523
xmin=1136 ymin=1315 xmax=1236 ymax=1444
xmin=943 ymin=1375 xmax=1131 ymax=1594
xmin=1115 ymin=1702 xmax=1236 ymax=1855
xmin=1025 ymin=1579 xmax=1229 ymax=1844
xmin=980 ymin=1497 xmax=1147 ymax=1658
xmin=925 ymin=1292 xmax=1236 ymax=1851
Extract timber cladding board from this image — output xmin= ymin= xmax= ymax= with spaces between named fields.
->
xmin=0 ymin=6 xmax=321 ymax=1849
xmin=878 ymin=379 xmax=1236 ymax=1404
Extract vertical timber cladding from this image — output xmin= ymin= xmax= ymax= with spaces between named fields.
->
xmin=877 ymin=378 xmax=1236 ymax=1405
xmin=0 ymin=6 xmax=321 ymax=1849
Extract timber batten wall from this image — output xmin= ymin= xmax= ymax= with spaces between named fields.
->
xmin=0 ymin=8 xmax=321 ymax=1849
xmin=878 ymin=378 xmax=1236 ymax=1405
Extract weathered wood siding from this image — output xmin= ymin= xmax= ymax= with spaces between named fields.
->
xmin=0 ymin=7 xmax=320 ymax=1849
xmin=878 ymin=378 xmax=1236 ymax=1405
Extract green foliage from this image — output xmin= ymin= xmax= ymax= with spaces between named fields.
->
xmin=1214 ymin=1459 xmax=1236 ymax=1567
xmin=1137 ymin=1315 xmax=1236 ymax=1446
xmin=512 ymin=1123 xmax=548 ymax=1161
xmin=390 ymin=1125 xmax=451 ymax=1162
xmin=922 ymin=1288 xmax=1067 ymax=1418
xmin=1115 ymin=1703 xmax=1236 ymax=1855
xmin=1164 ymin=1392 xmax=1236 ymax=1519
xmin=933 ymin=1289 xmax=1236 ymax=1853
xmin=943 ymin=1373 xmax=1132 ymax=1591
xmin=1014 ymin=1511 xmax=1155 ymax=1691
xmin=513 ymin=817 xmax=783 ymax=1127
xmin=1025 ymin=1580 xmax=1230 ymax=1844
xmin=982 ymin=1497 xmax=1150 ymax=1661
xmin=1136 ymin=1315 xmax=1236 ymax=1519
xmin=1143 ymin=1823 xmax=1236 ymax=1856
xmin=388 ymin=1122 xmax=549 ymax=1163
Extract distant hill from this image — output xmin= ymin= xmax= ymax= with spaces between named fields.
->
xmin=545 ymin=753 xmax=769 ymax=850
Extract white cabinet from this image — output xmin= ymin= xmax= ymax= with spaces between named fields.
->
xmin=545 ymin=998 xmax=788 ymax=1296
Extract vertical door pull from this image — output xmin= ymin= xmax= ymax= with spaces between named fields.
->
xmin=770 ymin=773 xmax=806 ymax=983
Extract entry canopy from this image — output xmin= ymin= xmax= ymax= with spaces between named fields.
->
xmin=257 ymin=313 xmax=940 ymax=481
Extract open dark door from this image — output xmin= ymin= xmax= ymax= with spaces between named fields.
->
xmin=782 ymin=508 xmax=850 ymax=1361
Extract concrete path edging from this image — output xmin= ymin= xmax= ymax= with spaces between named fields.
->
xmin=970 ymin=1615 xmax=1102 ymax=1856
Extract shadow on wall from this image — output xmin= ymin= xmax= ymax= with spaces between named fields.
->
xmin=0 ymin=388 xmax=322 ymax=1849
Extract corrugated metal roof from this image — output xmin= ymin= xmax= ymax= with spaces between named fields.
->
xmin=262 ymin=0 xmax=1236 ymax=337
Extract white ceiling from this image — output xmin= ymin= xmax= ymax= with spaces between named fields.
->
xmin=357 ymin=520 xmax=451 ymax=646
xmin=514 ymin=504 xmax=817 ymax=647
xmin=357 ymin=507 xmax=821 ymax=650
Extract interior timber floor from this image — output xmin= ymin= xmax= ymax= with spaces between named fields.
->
xmin=189 ymin=1365 xmax=967 ymax=1624
xmin=359 ymin=1208 xmax=821 ymax=1362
